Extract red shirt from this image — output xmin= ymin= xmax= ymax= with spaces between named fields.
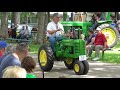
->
xmin=0 ymin=51 xmax=3 ymax=57
xmin=94 ymin=33 xmax=108 ymax=48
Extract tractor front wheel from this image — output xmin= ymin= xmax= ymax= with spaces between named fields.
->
xmin=73 ymin=60 xmax=84 ymax=75
xmin=38 ymin=44 xmax=54 ymax=71
xmin=82 ymin=60 xmax=89 ymax=75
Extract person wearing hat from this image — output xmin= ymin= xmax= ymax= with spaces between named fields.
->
xmin=0 ymin=43 xmax=29 ymax=78
xmin=0 ymin=41 xmax=9 ymax=57
xmin=46 ymin=13 xmax=64 ymax=51
xmin=87 ymin=27 xmax=108 ymax=61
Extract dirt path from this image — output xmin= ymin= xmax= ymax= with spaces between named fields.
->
xmin=30 ymin=53 xmax=120 ymax=78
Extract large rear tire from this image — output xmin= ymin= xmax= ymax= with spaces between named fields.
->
xmin=98 ymin=24 xmax=119 ymax=48
xmin=38 ymin=44 xmax=54 ymax=71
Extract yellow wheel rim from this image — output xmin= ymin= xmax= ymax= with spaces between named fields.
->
xmin=66 ymin=58 xmax=73 ymax=65
xmin=39 ymin=50 xmax=47 ymax=66
xmin=102 ymin=28 xmax=116 ymax=46
xmin=74 ymin=64 xmax=80 ymax=72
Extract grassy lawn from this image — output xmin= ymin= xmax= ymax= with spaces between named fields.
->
xmin=91 ymin=41 xmax=120 ymax=64
xmin=29 ymin=42 xmax=40 ymax=54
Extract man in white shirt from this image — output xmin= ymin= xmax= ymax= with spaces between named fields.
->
xmin=17 ymin=26 xmax=26 ymax=39
xmin=46 ymin=13 xmax=64 ymax=51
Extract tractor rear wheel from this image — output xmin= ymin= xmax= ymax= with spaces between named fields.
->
xmin=38 ymin=44 xmax=54 ymax=71
xmin=98 ymin=24 xmax=119 ymax=48
xmin=64 ymin=58 xmax=75 ymax=69
xmin=73 ymin=60 xmax=84 ymax=75
xmin=82 ymin=60 xmax=89 ymax=75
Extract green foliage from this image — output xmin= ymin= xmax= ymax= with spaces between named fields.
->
xmin=29 ymin=42 xmax=40 ymax=54
xmin=20 ymin=12 xmax=37 ymax=23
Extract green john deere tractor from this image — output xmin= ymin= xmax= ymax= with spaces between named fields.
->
xmin=38 ymin=12 xmax=119 ymax=75
xmin=38 ymin=26 xmax=89 ymax=75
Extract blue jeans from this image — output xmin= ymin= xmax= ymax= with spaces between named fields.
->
xmin=48 ymin=35 xmax=62 ymax=51
xmin=90 ymin=18 xmax=105 ymax=30
xmin=90 ymin=21 xmax=98 ymax=30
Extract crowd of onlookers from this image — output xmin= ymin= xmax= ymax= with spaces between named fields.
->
xmin=0 ymin=41 xmax=37 ymax=78
xmin=8 ymin=24 xmax=31 ymax=40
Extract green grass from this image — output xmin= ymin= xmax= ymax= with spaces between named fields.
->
xmin=90 ymin=41 xmax=120 ymax=64
xmin=29 ymin=42 xmax=40 ymax=54
xmin=91 ymin=51 xmax=120 ymax=64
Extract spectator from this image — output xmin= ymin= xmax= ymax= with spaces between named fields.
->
xmin=11 ymin=25 xmax=17 ymax=39
xmin=90 ymin=13 xmax=105 ymax=31
xmin=2 ymin=66 xmax=26 ymax=78
xmin=0 ymin=43 xmax=29 ymax=78
xmin=0 ymin=44 xmax=16 ymax=65
xmin=86 ymin=30 xmax=96 ymax=59
xmin=17 ymin=26 xmax=26 ymax=39
xmin=8 ymin=28 xmax=12 ymax=38
xmin=23 ymin=26 xmax=30 ymax=39
xmin=21 ymin=56 xmax=36 ymax=78
xmin=0 ymin=41 xmax=9 ymax=58
xmin=87 ymin=27 xmax=108 ymax=61
xmin=46 ymin=13 xmax=64 ymax=51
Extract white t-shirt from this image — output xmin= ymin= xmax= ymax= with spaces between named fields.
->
xmin=19 ymin=29 xmax=26 ymax=35
xmin=46 ymin=21 xmax=64 ymax=37
xmin=24 ymin=29 xmax=30 ymax=35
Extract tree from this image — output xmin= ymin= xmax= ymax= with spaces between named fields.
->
xmin=0 ymin=12 xmax=9 ymax=38
xmin=36 ymin=12 xmax=46 ymax=44
xmin=12 ymin=12 xmax=21 ymax=26
xmin=20 ymin=12 xmax=37 ymax=24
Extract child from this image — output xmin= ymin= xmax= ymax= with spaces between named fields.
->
xmin=21 ymin=56 xmax=37 ymax=78
xmin=2 ymin=66 xmax=26 ymax=78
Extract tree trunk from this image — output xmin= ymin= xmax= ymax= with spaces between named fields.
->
xmin=47 ymin=12 xmax=50 ymax=22
xmin=12 ymin=12 xmax=20 ymax=26
xmin=44 ymin=12 xmax=48 ymax=30
xmin=25 ymin=15 xmax=28 ymax=24
xmin=36 ymin=12 xmax=46 ymax=44
xmin=0 ymin=12 xmax=8 ymax=38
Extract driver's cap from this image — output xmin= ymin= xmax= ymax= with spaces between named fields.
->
xmin=52 ymin=13 xmax=60 ymax=18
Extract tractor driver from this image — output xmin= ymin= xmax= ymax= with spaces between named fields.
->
xmin=46 ymin=13 xmax=64 ymax=51
xmin=89 ymin=13 xmax=105 ymax=31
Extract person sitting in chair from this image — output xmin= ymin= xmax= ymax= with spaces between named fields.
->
xmin=86 ymin=27 xmax=108 ymax=61
xmin=17 ymin=26 xmax=26 ymax=39
xmin=22 ymin=26 xmax=30 ymax=40
xmin=86 ymin=30 xmax=96 ymax=59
